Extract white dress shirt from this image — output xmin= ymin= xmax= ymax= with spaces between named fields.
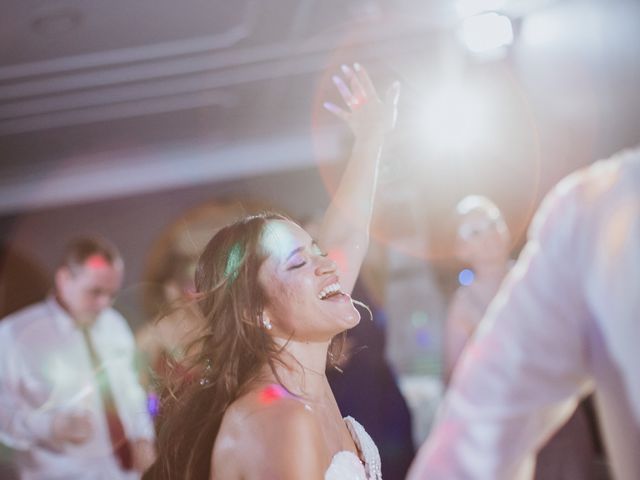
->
xmin=0 ymin=297 xmax=154 ymax=480
xmin=409 ymin=149 xmax=640 ymax=480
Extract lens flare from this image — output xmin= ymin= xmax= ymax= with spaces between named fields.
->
xmin=259 ymin=384 xmax=289 ymax=405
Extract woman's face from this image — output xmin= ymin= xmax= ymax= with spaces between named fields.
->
xmin=257 ymin=220 xmax=360 ymax=342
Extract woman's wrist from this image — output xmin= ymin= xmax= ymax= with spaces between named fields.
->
xmin=353 ymin=131 xmax=386 ymax=151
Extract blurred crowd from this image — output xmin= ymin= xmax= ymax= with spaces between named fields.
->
xmin=2 ymin=146 xmax=639 ymax=479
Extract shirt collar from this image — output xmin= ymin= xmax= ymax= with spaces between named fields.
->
xmin=45 ymin=295 xmax=81 ymax=334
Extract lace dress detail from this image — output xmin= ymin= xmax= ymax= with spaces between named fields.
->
xmin=324 ymin=416 xmax=382 ymax=480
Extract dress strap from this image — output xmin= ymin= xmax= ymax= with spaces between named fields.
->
xmin=344 ymin=416 xmax=382 ymax=480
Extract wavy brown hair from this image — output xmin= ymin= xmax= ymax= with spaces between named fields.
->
xmin=143 ymin=212 xmax=345 ymax=480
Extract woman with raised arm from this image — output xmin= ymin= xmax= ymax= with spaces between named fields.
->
xmin=143 ymin=63 xmax=400 ymax=480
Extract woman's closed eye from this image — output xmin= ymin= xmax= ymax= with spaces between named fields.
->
xmin=286 ymin=251 xmax=307 ymax=269
xmin=287 ymin=250 xmax=327 ymax=270
xmin=288 ymin=260 xmax=306 ymax=270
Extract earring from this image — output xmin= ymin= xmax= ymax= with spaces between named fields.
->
xmin=260 ymin=314 xmax=272 ymax=330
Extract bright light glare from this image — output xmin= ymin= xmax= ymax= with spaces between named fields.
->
xmin=458 ymin=269 xmax=475 ymax=286
xmin=461 ymin=13 xmax=514 ymax=53
xmin=456 ymin=0 xmax=506 ymax=18
xmin=416 ymin=82 xmax=494 ymax=156
xmin=520 ymin=10 xmax=565 ymax=47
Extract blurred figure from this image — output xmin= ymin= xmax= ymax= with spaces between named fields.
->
xmin=444 ymin=195 xmax=595 ymax=479
xmin=408 ymin=148 xmax=640 ymax=479
xmin=444 ymin=195 xmax=511 ymax=385
xmin=0 ymin=236 xmax=155 ymax=480
xmin=136 ymin=252 xmax=204 ymax=390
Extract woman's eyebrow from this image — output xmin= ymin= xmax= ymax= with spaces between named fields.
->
xmin=285 ymin=245 xmax=305 ymax=262
xmin=285 ymin=240 xmax=319 ymax=262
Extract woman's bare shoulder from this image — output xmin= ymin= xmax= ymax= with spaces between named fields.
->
xmin=224 ymin=384 xmax=322 ymax=441
xmin=212 ymin=384 xmax=328 ymax=479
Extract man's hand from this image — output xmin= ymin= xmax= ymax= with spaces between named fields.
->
xmin=131 ymin=438 xmax=156 ymax=473
xmin=51 ymin=410 xmax=94 ymax=445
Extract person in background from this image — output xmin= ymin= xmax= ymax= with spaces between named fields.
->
xmin=0 ymin=236 xmax=156 ymax=480
xmin=136 ymin=252 xmax=204 ymax=391
xmin=443 ymin=195 xmax=596 ymax=479
xmin=408 ymin=147 xmax=640 ymax=479
xmin=444 ymin=195 xmax=512 ymax=385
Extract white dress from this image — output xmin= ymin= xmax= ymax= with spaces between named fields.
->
xmin=325 ymin=416 xmax=382 ymax=480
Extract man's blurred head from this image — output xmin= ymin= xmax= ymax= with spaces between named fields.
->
xmin=54 ymin=237 xmax=124 ymax=326
xmin=454 ymin=195 xmax=511 ymax=269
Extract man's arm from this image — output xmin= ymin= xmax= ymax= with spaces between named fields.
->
xmin=409 ymin=180 xmax=593 ymax=480
xmin=0 ymin=326 xmax=60 ymax=450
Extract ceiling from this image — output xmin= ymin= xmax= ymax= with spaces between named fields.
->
xmin=1 ymin=0 xmax=448 ymax=136
xmin=1 ymin=0 xmax=640 ymax=217
xmin=0 ymin=0 xmax=459 ymax=213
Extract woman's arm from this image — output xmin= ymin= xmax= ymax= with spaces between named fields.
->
xmin=318 ymin=63 xmax=400 ymax=295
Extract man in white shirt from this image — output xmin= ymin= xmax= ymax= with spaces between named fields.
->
xmin=408 ymin=147 xmax=640 ymax=480
xmin=0 ymin=237 xmax=155 ymax=480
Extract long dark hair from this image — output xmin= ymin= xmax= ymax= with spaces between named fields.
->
xmin=144 ymin=212 xmax=345 ymax=479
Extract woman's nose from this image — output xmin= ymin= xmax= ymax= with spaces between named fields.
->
xmin=315 ymin=255 xmax=337 ymax=275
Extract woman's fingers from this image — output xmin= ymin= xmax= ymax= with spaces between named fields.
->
xmin=326 ymin=63 xmax=400 ymax=133
xmin=386 ymin=81 xmax=401 ymax=107
xmin=332 ymin=75 xmax=355 ymax=108
xmin=323 ymin=101 xmax=349 ymax=122
xmin=353 ymin=63 xmax=377 ymax=98
xmin=385 ymin=81 xmax=401 ymax=131
xmin=341 ymin=64 xmax=367 ymax=104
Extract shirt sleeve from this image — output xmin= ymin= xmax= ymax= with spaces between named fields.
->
xmin=582 ymin=163 xmax=640 ymax=427
xmin=408 ymin=176 xmax=594 ymax=480
xmin=0 ymin=324 xmax=58 ymax=450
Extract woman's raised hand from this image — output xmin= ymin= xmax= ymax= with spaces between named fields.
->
xmin=323 ymin=63 xmax=400 ymax=139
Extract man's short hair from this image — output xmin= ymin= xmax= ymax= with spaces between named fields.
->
xmin=58 ymin=236 xmax=122 ymax=272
